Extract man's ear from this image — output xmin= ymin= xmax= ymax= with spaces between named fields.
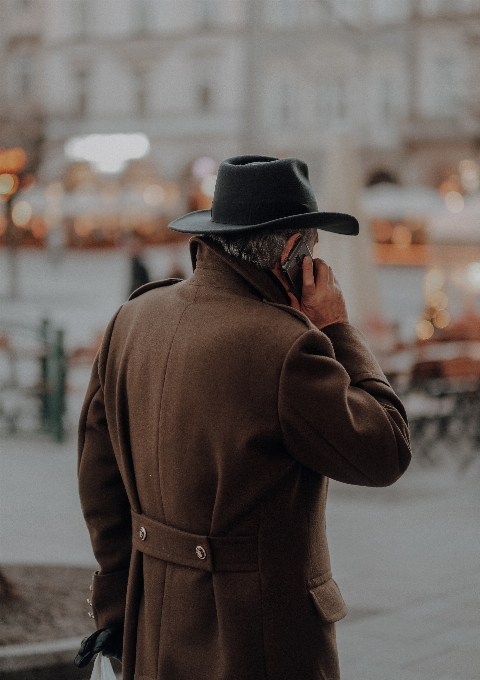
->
xmin=280 ymin=233 xmax=302 ymax=265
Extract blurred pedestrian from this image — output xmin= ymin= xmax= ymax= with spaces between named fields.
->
xmin=125 ymin=232 xmax=150 ymax=297
xmin=77 ymin=156 xmax=411 ymax=680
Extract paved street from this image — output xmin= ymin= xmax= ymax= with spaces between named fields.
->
xmin=328 ymin=469 xmax=480 ymax=680
xmin=1 ymin=429 xmax=479 ymax=679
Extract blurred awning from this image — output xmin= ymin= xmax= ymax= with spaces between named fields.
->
xmin=11 ymin=186 xmax=169 ymax=218
xmin=362 ymin=183 xmax=446 ymax=220
xmin=427 ymin=195 xmax=480 ymax=245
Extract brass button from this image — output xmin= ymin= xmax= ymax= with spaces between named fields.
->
xmin=195 ymin=545 xmax=207 ymax=560
xmin=139 ymin=526 xmax=147 ymax=541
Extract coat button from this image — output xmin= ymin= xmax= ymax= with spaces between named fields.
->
xmin=195 ymin=545 xmax=207 ymax=560
xmin=88 ymin=612 xmax=95 ymax=618
xmin=87 ymin=598 xmax=92 ymax=606
xmin=139 ymin=526 xmax=147 ymax=541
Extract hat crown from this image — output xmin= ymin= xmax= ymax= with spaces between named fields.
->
xmin=211 ymin=155 xmax=318 ymax=226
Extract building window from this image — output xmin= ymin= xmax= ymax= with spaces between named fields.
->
xmin=276 ymin=0 xmax=299 ymax=23
xmin=317 ymin=78 xmax=349 ymax=128
xmin=197 ymin=83 xmax=213 ymax=113
xmin=380 ymin=78 xmax=394 ymax=124
xmin=437 ymin=0 xmax=461 ymax=13
xmin=332 ymin=78 xmax=348 ymax=121
xmin=134 ymin=67 xmax=148 ymax=116
xmin=75 ymin=70 xmax=89 ymax=118
xmin=16 ymin=53 xmax=34 ymax=98
xmin=72 ymin=0 xmax=90 ymax=39
xmin=197 ymin=0 xmax=216 ymax=28
xmin=433 ymin=55 xmax=458 ymax=116
xmin=317 ymin=83 xmax=332 ymax=127
xmin=279 ymin=80 xmax=297 ymax=128
xmin=131 ymin=0 xmax=151 ymax=35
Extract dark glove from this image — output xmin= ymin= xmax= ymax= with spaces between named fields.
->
xmin=74 ymin=626 xmax=122 ymax=668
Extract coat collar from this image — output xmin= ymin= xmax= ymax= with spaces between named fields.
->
xmin=188 ymin=236 xmax=291 ymax=306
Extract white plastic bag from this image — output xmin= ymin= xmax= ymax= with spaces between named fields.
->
xmin=90 ymin=653 xmax=117 ymax=680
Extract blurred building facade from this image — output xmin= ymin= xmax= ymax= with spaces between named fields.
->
xmin=1 ymin=0 xmax=480 ymax=194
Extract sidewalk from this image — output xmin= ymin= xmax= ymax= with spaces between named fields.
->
xmin=1 ymin=427 xmax=479 ymax=679
xmin=328 ymin=467 xmax=480 ymax=680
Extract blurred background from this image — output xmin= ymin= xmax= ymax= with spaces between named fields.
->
xmin=1 ymin=1 xmax=480 ymax=679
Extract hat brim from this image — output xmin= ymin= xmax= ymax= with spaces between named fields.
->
xmin=168 ymin=210 xmax=359 ymax=235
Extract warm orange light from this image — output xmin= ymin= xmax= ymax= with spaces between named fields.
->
xmin=391 ymin=224 xmax=412 ymax=248
xmin=0 ymin=147 xmax=27 ymax=173
xmin=31 ymin=217 xmax=47 ymax=239
xmin=438 ymin=174 xmax=462 ymax=196
xmin=459 ymin=159 xmax=480 ymax=193
xmin=143 ymin=184 xmax=165 ymax=206
xmin=371 ymin=219 xmax=393 ymax=243
xmin=416 ymin=319 xmax=435 ymax=340
xmin=74 ymin=215 xmax=95 ymax=237
xmin=12 ymin=200 xmax=32 ymax=227
xmin=433 ymin=310 xmax=451 ymax=329
xmin=0 ymin=215 xmax=6 ymax=235
xmin=0 ymin=173 xmax=18 ymax=195
xmin=427 ymin=290 xmax=448 ymax=311
xmin=465 ymin=262 xmax=480 ymax=292
xmin=424 ymin=268 xmax=445 ymax=293
xmin=444 ymin=191 xmax=464 ymax=213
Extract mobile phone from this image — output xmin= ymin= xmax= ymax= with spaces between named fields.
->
xmin=281 ymin=238 xmax=313 ymax=299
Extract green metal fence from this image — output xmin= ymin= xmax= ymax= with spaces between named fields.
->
xmin=0 ymin=318 xmax=67 ymax=441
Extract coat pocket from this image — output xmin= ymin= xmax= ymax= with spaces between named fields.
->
xmin=309 ymin=577 xmax=348 ymax=624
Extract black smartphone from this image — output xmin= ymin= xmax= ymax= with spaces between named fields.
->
xmin=281 ymin=238 xmax=313 ymax=300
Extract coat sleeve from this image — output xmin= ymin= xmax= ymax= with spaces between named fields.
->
xmin=78 ymin=325 xmax=131 ymax=631
xmin=278 ymin=323 xmax=411 ymax=486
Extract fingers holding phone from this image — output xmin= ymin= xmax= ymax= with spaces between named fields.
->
xmin=287 ymin=256 xmax=348 ymax=330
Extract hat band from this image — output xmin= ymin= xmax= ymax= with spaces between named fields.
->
xmin=211 ymin=200 xmax=316 ymax=226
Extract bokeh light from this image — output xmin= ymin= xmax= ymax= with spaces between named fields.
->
xmin=0 ymin=147 xmax=26 ymax=173
xmin=459 ymin=159 xmax=480 ymax=193
xmin=31 ymin=217 xmax=47 ymax=239
xmin=74 ymin=215 xmax=95 ymax=236
xmin=427 ymin=290 xmax=448 ymax=311
xmin=65 ymin=134 xmax=151 ymax=174
xmin=12 ymin=200 xmax=32 ymax=226
xmin=371 ymin=219 xmax=393 ymax=243
xmin=45 ymin=181 xmax=64 ymax=202
xmin=143 ymin=184 xmax=165 ymax=206
xmin=192 ymin=157 xmax=216 ymax=178
xmin=444 ymin=191 xmax=464 ymax=213
xmin=433 ymin=310 xmax=451 ymax=329
xmin=424 ymin=268 xmax=445 ymax=293
xmin=200 ymin=174 xmax=217 ymax=197
xmin=0 ymin=173 xmax=17 ymax=195
xmin=391 ymin=224 xmax=412 ymax=247
xmin=416 ymin=319 xmax=435 ymax=340
xmin=465 ymin=262 xmax=480 ymax=292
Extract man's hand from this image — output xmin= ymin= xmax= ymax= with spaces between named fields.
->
xmin=74 ymin=627 xmax=123 ymax=668
xmin=287 ymin=257 xmax=348 ymax=330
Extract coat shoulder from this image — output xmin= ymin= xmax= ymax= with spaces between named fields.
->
xmin=128 ymin=278 xmax=183 ymax=301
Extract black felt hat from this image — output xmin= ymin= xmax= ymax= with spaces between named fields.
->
xmin=168 ymin=155 xmax=359 ymax=235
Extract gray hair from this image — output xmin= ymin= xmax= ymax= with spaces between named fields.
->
xmin=204 ymin=227 xmax=317 ymax=270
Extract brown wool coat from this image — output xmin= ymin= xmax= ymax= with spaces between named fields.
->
xmin=78 ymin=237 xmax=411 ymax=680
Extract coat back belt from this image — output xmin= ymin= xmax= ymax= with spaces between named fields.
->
xmin=131 ymin=510 xmax=258 ymax=573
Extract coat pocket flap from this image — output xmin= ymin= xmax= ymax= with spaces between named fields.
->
xmin=309 ymin=578 xmax=348 ymax=624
